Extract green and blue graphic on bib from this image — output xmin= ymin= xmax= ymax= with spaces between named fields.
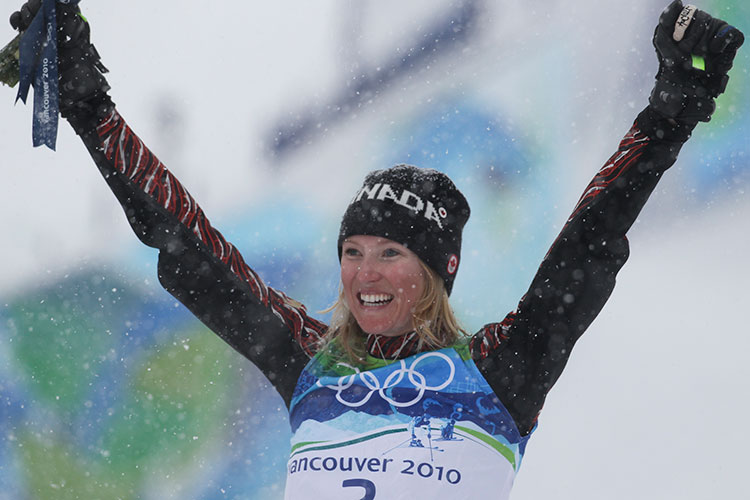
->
xmin=285 ymin=345 xmax=531 ymax=498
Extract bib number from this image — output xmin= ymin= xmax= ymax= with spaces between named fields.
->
xmin=342 ymin=479 xmax=376 ymax=499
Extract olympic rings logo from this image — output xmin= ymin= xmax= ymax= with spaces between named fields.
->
xmin=319 ymin=352 xmax=456 ymax=408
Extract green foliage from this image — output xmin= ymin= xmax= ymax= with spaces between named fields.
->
xmin=0 ymin=34 xmax=20 ymax=88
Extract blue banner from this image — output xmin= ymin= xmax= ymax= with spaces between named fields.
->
xmin=15 ymin=0 xmax=80 ymax=151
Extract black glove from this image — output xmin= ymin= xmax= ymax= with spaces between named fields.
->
xmin=649 ymin=0 xmax=744 ymax=126
xmin=10 ymin=0 xmax=113 ymax=119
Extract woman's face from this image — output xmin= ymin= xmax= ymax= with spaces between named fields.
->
xmin=340 ymin=235 xmax=426 ymax=337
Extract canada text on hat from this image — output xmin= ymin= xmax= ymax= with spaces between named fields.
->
xmin=352 ymin=182 xmax=449 ymax=230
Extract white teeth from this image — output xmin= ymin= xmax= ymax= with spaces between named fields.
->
xmin=360 ymin=293 xmax=393 ymax=305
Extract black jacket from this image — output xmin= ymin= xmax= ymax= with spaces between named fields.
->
xmin=68 ymin=105 xmax=688 ymax=435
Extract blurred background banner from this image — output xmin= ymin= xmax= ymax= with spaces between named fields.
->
xmin=1 ymin=1 xmax=748 ymax=498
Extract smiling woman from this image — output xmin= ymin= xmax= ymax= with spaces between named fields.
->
xmin=340 ymin=236 xmax=427 ymax=338
xmin=6 ymin=0 xmax=745 ymax=499
xmin=334 ymin=234 xmax=466 ymax=361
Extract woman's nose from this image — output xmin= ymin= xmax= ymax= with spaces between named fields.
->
xmin=357 ymin=256 xmax=382 ymax=282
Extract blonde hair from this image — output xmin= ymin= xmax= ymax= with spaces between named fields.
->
xmin=322 ymin=260 xmax=467 ymax=363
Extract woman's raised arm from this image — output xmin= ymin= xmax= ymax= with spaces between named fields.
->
xmin=471 ymin=0 xmax=744 ymax=435
xmin=9 ymin=1 xmax=328 ymax=406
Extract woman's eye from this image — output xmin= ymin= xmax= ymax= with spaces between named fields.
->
xmin=343 ymin=248 xmax=361 ymax=257
xmin=383 ymin=248 xmax=401 ymax=258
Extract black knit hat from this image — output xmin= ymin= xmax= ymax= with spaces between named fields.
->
xmin=338 ymin=164 xmax=470 ymax=295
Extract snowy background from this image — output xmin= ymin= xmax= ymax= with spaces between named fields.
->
xmin=1 ymin=0 xmax=749 ymax=499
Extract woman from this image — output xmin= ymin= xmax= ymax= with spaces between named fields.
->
xmin=8 ymin=0 xmax=743 ymax=498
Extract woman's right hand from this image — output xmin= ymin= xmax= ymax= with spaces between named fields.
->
xmin=10 ymin=0 xmax=112 ymax=118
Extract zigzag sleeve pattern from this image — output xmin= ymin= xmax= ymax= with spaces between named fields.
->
xmin=95 ymin=110 xmax=326 ymax=358
xmin=567 ymin=124 xmax=650 ymax=223
xmin=469 ymin=313 xmax=515 ymax=360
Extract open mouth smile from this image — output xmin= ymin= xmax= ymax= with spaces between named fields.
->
xmin=358 ymin=292 xmax=394 ymax=307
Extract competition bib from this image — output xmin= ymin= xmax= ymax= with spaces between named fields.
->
xmin=285 ymin=345 xmax=532 ymax=499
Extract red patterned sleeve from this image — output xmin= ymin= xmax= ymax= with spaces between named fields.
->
xmin=471 ymin=108 xmax=686 ymax=434
xmin=565 ymin=126 xmax=650 ymax=226
xmin=78 ymin=109 xmax=327 ymax=406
